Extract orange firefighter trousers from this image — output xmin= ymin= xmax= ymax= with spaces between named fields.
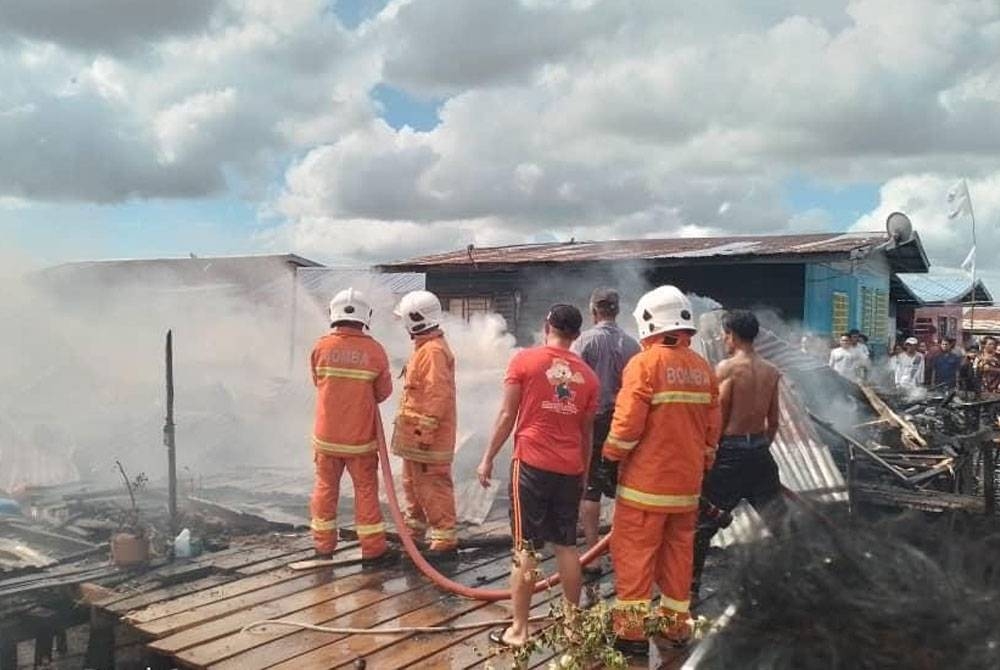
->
xmin=401 ymin=460 xmax=458 ymax=551
xmin=610 ymin=504 xmax=697 ymax=642
xmin=310 ymin=453 xmax=387 ymax=559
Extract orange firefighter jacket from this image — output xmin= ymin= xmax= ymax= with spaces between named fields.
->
xmin=311 ymin=328 xmax=392 ymax=456
xmin=391 ymin=331 xmax=457 ymax=464
xmin=603 ymin=338 xmax=721 ymax=513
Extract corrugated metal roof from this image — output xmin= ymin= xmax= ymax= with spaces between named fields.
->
xmin=896 ymin=272 xmax=993 ymax=305
xmin=34 ymin=253 xmax=325 ymax=295
xmin=963 ymin=306 xmax=1000 ymax=333
xmin=379 ymin=232 xmax=929 ymax=272
xmin=295 ymin=267 xmax=425 ymax=301
xmin=43 ymin=253 xmax=323 ymax=270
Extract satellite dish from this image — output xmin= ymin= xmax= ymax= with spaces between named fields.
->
xmin=885 ymin=211 xmax=914 ymax=244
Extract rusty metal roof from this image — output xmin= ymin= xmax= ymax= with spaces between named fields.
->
xmin=963 ymin=306 xmax=1000 ymax=334
xmin=379 ymin=232 xmax=929 ymax=273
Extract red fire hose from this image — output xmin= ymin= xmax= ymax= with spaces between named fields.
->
xmin=375 ymin=415 xmax=611 ymax=602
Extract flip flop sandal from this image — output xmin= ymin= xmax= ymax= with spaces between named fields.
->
xmin=488 ymin=627 xmax=525 ymax=649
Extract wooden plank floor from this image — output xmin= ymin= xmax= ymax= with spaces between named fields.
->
xmin=97 ymin=524 xmax=685 ymax=669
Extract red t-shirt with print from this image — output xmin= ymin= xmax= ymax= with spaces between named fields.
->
xmin=504 ymin=345 xmax=600 ymax=476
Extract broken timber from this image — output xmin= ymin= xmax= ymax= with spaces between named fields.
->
xmin=859 ymin=385 xmax=928 ymax=449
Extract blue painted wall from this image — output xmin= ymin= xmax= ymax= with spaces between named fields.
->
xmin=803 ymin=262 xmax=890 ymax=354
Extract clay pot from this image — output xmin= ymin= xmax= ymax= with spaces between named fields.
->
xmin=111 ymin=532 xmax=150 ymax=567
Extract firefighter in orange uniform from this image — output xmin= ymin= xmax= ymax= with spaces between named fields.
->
xmin=310 ymin=288 xmax=398 ymax=569
xmin=603 ymin=285 xmax=721 ymax=657
xmin=391 ymin=290 xmax=459 ymax=561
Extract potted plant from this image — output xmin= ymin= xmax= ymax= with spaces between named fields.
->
xmin=110 ymin=460 xmax=151 ymax=567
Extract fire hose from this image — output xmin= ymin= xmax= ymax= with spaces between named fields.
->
xmin=241 ymin=418 xmax=609 ymax=638
xmin=373 ymin=414 xmax=611 ymax=602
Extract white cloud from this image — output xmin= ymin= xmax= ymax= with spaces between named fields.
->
xmin=155 ymin=88 xmax=239 ymax=164
xmin=0 ymin=0 xmax=225 ymax=55
xmin=2 ymin=0 xmax=1000 ymax=274
xmin=851 ymin=173 xmax=1000 ymax=269
xmin=272 ymin=0 xmax=1000 ymax=266
xmin=0 ymin=0 xmax=376 ymax=202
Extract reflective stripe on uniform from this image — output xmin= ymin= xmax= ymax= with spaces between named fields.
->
xmin=616 ymin=485 xmax=699 ymax=509
xmin=400 ymin=409 xmax=439 ymax=428
xmin=392 ymin=445 xmax=453 ymax=463
xmin=429 ymin=528 xmax=457 ymax=542
xmin=312 ymin=436 xmax=376 ymax=455
xmin=658 ymin=595 xmax=690 ymax=613
xmin=355 ymin=522 xmax=386 ymax=537
xmin=612 ymin=599 xmax=650 ymax=611
xmin=605 ymin=435 xmax=638 ymax=451
xmin=310 ymin=517 xmax=336 ymax=532
xmin=315 ymin=366 xmax=378 ymax=381
xmin=651 ymin=391 xmax=712 ymax=405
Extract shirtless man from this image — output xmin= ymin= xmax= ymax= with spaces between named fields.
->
xmin=691 ymin=309 xmax=782 ymax=602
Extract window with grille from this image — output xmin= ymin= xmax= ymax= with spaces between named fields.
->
xmin=859 ymin=288 xmax=889 ymax=341
xmin=861 ymin=287 xmax=875 ymax=338
xmin=442 ymin=293 xmax=519 ymax=332
xmin=832 ymin=292 xmax=849 ymax=335
xmin=873 ymin=290 xmax=889 ymax=340
xmin=442 ymin=296 xmax=493 ymax=320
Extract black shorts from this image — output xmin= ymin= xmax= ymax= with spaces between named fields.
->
xmin=509 ymin=460 xmax=582 ymax=550
xmin=583 ymin=412 xmax=618 ymax=502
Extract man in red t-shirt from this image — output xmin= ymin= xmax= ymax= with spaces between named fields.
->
xmin=477 ymin=304 xmax=599 ymax=649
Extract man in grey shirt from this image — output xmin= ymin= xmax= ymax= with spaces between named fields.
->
xmin=572 ymin=287 xmax=641 ymax=573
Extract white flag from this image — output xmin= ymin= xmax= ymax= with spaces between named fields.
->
xmin=961 ymin=245 xmax=976 ymax=274
xmin=948 ymin=180 xmax=971 ymax=219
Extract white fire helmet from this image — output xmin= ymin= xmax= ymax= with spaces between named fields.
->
xmin=632 ymin=285 xmax=696 ymax=340
xmin=329 ymin=287 xmax=372 ymax=328
xmin=394 ymin=290 xmax=443 ymax=335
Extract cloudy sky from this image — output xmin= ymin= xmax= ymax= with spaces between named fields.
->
xmin=2 ymin=0 xmax=999 ymax=285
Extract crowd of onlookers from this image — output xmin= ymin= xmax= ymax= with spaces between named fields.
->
xmin=801 ymin=328 xmax=1000 ymax=395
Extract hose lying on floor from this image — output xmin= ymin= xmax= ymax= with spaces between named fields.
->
xmin=374 ymin=414 xmax=611 ymax=602
xmin=241 ymin=614 xmax=552 ymax=636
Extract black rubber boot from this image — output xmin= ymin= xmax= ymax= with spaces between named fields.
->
xmin=361 ymin=547 xmax=401 ymax=570
xmin=424 ymin=547 xmax=459 ymax=566
xmin=613 ymin=637 xmax=649 ymax=657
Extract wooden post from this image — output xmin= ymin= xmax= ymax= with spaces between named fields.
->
xmin=0 ymin=631 xmax=16 ymax=670
xmin=164 ymin=330 xmax=177 ymax=539
xmin=83 ymin=609 xmax=115 ymax=670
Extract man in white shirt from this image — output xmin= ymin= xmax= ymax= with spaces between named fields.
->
xmin=892 ymin=337 xmax=925 ymax=389
xmin=849 ymin=329 xmax=870 ymax=361
xmin=829 ymin=333 xmax=866 ymax=382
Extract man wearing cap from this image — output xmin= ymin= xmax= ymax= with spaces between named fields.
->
xmin=892 ymin=337 xmax=925 ymax=390
xmin=571 ymin=288 xmax=640 ymax=571
xmin=477 ymin=304 xmax=599 ymax=649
